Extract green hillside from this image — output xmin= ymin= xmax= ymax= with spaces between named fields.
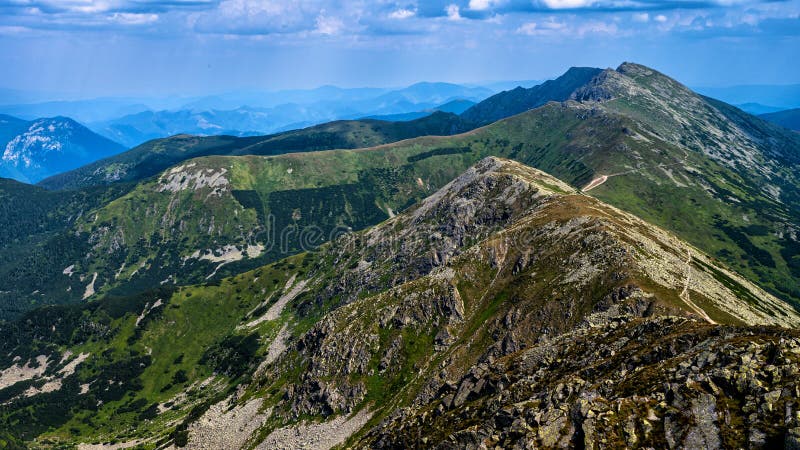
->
xmin=0 ymin=157 xmax=797 ymax=447
xmin=37 ymin=111 xmax=470 ymax=191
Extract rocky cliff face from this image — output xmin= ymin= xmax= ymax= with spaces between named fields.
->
xmin=364 ymin=315 xmax=800 ymax=449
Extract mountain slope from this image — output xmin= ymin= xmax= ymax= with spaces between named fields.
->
xmin=460 ymin=66 xmax=603 ymax=126
xmin=760 ymin=107 xmax=800 ymax=131
xmin=0 ymin=178 xmax=129 ymax=317
xmin=0 ymin=117 xmax=125 ymax=183
xmin=364 ymin=315 xmax=800 ymax=448
xmin=0 ymin=158 xmax=797 ymax=447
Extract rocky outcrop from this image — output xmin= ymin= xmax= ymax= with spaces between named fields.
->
xmin=363 ymin=314 xmax=800 ymax=449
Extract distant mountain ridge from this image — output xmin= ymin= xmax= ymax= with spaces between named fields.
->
xmin=0 ymin=116 xmax=125 ymax=183
xmin=760 ymin=107 xmax=800 ymax=131
xmin=361 ymin=99 xmax=477 ymax=121
xmin=86 ymin=82 xmax=494 ymax=148
xmin=460 ymin=66 xmax=603 ymax=125
xmin=40 ymin=68 xmax=599 ymax=191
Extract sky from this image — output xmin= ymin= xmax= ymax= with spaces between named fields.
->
xmin=0 ymin=0 xmax=798 ymax=98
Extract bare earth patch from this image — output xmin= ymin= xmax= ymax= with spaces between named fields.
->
xmin=256 ymin=409 xmax=373 ymax=450
xmin=244 ymin=276 xmax=308 ymax=328
xmin=0 ymin=355 xmax=48 ymax=389
xmin=181 ymin=397 xmax=269 ymax=450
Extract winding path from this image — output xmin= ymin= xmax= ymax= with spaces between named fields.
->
xmin=678 ymin=250 xmax=717 ymax=325
xmin=581 ymin=150 xmax=692 ymax=193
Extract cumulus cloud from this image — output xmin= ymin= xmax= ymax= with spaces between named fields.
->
xmin=539 ymin=0 xmax=595 ymax=9
xmin=446 ymin=3 xmax=461 ymax=20
xmin=315 ymin=12 xmax=343 ymax=35
xmin=190 ymin=0 xmax=318 ymax=35
xmin=389 ymin=8 xmax=415 ymax=20
xmin=468 ymin=0 xmax=502 ymax=11
xmin=0 ymin=0 xmax=795 ymax=41
xmin=110 ymin=12 xmax=158 ymax=25
xmin=516 ymin=18 xmax=566 ymax=35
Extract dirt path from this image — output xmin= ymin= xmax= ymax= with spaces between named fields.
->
xmin=679 ymin=250 xmax=717 ymax=325
xmin=582 ymin=151 xmax=691 ymax=193
xmin=582 ymin=175 xmax=609 ymax=191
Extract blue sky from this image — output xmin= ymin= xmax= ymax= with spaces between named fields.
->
xmin=0 ymin=0 xmax=798 ymax=97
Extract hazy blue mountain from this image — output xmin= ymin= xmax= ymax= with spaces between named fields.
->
xmin=0 ymin=99 xmax=152 ymax=123
xmin=179 ymin=86 xmax=389 ymax=111
xmin=736 ymin=102 xmax=786 ymax=115
xmin=368 ymin=82 xmax=490 ymax=106
xmin=434 ymin=98 xmax=477 ymax=113
xmin=0 ymin=114 xmax=29 ymax=144
xmin=0 ymin=116 xmax=125 ymax=183
xmin=695 ymin=84 xmax=800 ymax=109
xmin=479 ymin=79 xmax=544 ymax=91
xmin=361 ymin=99 xmax=477 ymax=121
xmin=760 ymin=107 xmax=800 ymax=131
xmin=91 ymin=107 xmax=275 ymax=148
xmin=91 ymin=83 xmax=492 ymax=147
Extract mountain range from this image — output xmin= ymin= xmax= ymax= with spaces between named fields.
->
xmin=2 ymin=83 xmax=495 ymax=150
xmin=0 ymin=62 xmax=799 ymax=448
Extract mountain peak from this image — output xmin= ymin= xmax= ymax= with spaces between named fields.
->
xmin=411 ymin=156 xmax=575 ymax=219
xmin=570 ymin=67 xmax=644 ymax=102
xmin=616 ymin=61 xmax=657 ymax=76
xmin=0 ymin=115 xmax=125 ymax=183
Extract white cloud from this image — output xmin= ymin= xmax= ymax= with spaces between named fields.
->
xmin=192 ymin=0 xmax=314 ymax=35
xmin=388 ymin=8 xmax=415 ymax=20
xmin=517 ymin=17 xmax=619 ymax=37
xmin=632 ymin=12 xmax=649 ymax=22
xmin=0 ymin=25 xmax=33 ymax=35
xmin=654 ymin=14 xmax=668 ymax=23
xmin=516 ymin=18 xmax=566 ymax=35
xmin=540 ymin=0 xmax=594 ymax=9
xmin=468 ymin=0 xmax=501 ymax=11
xmin=446 ymin=4 xmax=461 ymax=21
xmin=110 ymin=12 xmax=158 ymax=25
xmin=315 ymin=13 xmax=343 ymax=35
xmin=576 ymin=20 xmax=617 ymax=36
